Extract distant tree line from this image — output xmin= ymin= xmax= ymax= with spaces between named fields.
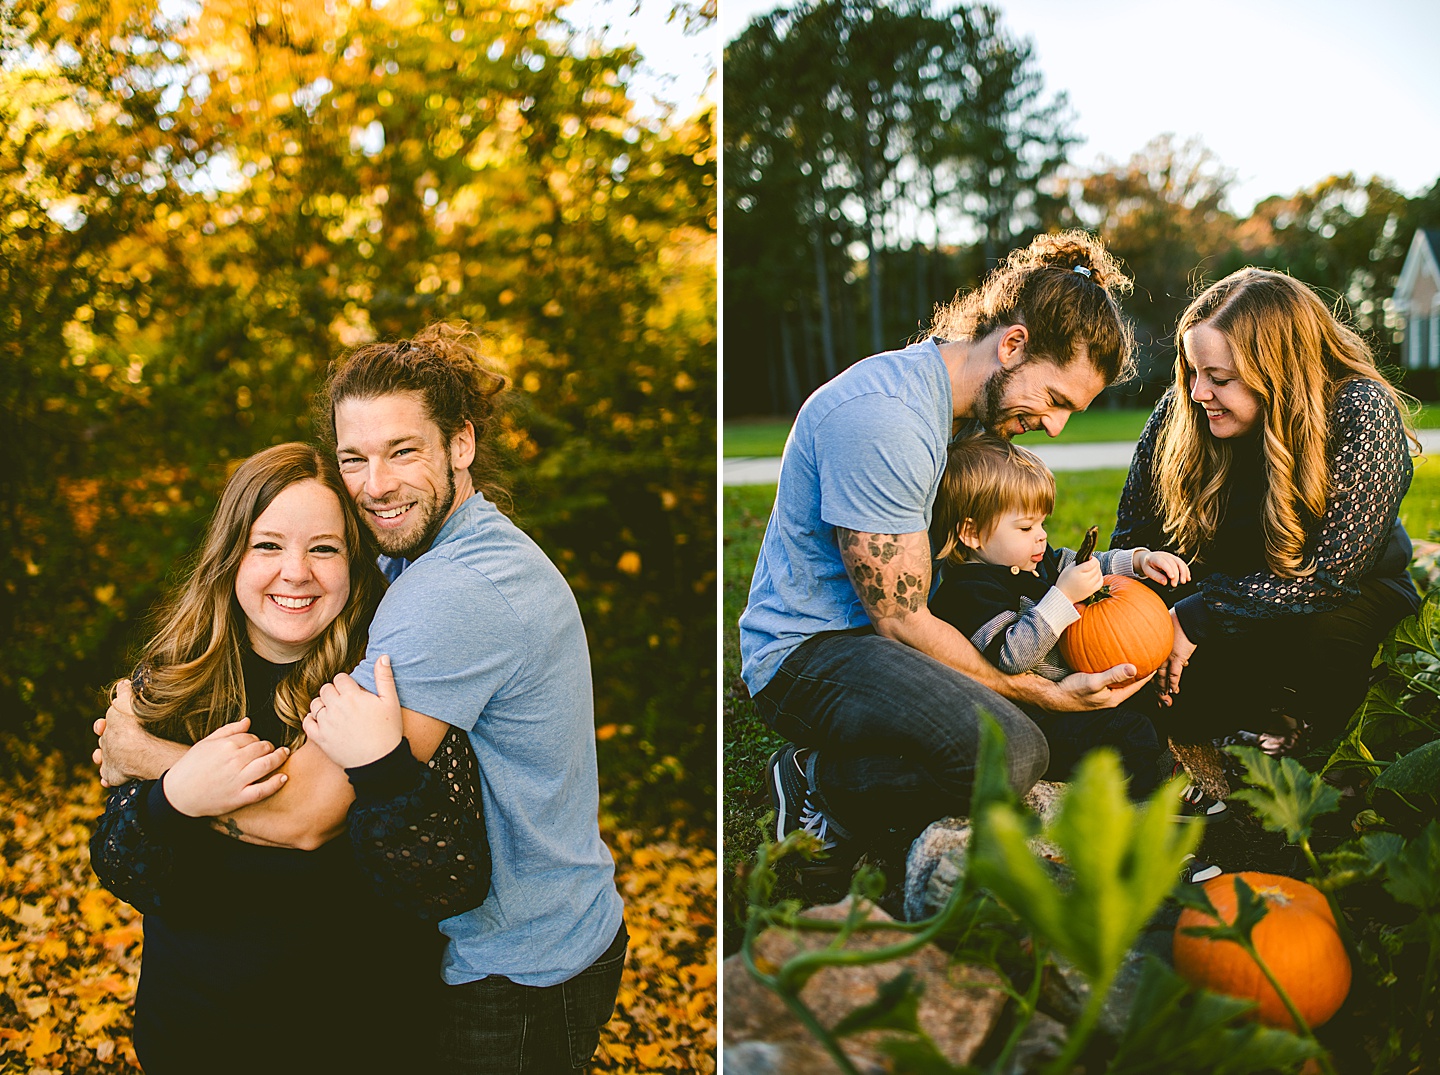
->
xmin=724 ymin=0 xmax=1440 ymax=415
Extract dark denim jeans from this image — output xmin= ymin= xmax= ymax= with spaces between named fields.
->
xmin=439 ymin=922 xmax=628 ymax=1073
xmin=1020 ymin=701 xmax=1164 ymax=798
xmin=753 ymin=629 xmax=1049 ymax=843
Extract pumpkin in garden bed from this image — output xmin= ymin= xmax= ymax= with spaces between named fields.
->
xmin=1058 ymin=574 xmax=1172 ymax=686
xmin=1173 ymin=872 xmax=1351 ymax=1030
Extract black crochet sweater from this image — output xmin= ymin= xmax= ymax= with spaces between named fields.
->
xmin=1111 ymin=380 xmax=1416 ymax=640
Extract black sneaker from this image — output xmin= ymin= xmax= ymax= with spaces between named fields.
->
xmin=1174 ymin=783 xmax=1230 ymax=823
xmin=1181 ymin=854 xmax=1223 ymax=883
xmin=767 ymin=744 xmax=839 ymax=852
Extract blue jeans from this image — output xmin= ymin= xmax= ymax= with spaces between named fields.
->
xmin=753 ymin=629 xmax=1049 ymax=843
xmin=439 ymin=922 xmax=628 ymax=1073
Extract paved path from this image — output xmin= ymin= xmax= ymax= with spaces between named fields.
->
xmin=724 ymin=430 xmax=1440 ymax=487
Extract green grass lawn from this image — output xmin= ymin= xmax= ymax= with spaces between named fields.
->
xmin=725 ymin=402 xmax=1440 ymax=458
xmin=721 ymin=454 xmax=1440 ymax=945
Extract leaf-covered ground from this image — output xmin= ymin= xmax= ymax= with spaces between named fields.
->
xmin=0 ymin=755 xmax=715 ymax=1074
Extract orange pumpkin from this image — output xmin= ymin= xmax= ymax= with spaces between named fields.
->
xmin=1173 ymin=872 xmax=1351 ymax=1030
xmin=1058 ymin=574 xmax=1172 ymax=686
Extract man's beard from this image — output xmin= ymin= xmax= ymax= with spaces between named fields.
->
xmin=974 ymin=365 xmax=1019 ymax=437
xmin=369 ymin=466 xmax=457 ymax=561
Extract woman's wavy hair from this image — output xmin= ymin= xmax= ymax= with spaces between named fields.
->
xmin=128 ymin=443 xmax=385 ymax=747
xmin=933 ymin=432 xmax=1056 ymax=565
xmin=1155 ymin=268 xmax=1417 ymax=577
xmin=929 ymin=230 xmax=1137 ymax=384
xmin=317 ymin=321 xmax=511 ymax=509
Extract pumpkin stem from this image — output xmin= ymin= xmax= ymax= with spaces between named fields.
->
xmin=1237 ymin=933 xmax=1339 ymax=1074
xmin=1080 ymin=583 xmax=1115 ymax=607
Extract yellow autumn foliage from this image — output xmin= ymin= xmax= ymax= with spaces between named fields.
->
xmin=0 ymin=755 xmax=715 ymax=1073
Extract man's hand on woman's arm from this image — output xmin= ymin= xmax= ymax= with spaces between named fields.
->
xmin=836 ymin=527 xmax=1151 ymax=712
xmin=93 ymin=671 xmax=449 ymax=850
xmin=211 ymin=693 xmax=449 ymax=850
xmin=95 ymin=680 xmax=187 ymax=786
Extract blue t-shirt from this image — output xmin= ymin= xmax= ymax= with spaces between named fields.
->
xmin=739 ymin=338 xmax=954 ymax=695
xmin=353 ymin=493 xmax=623 ymax=988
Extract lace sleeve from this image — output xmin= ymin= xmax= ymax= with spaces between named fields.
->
xmin=1197 ymin=379 xmax=1413 ymax=630
xmin=345 ymin=727 xmax=492 ymax=924
xmin=1111 ymin=394 xmax=1172 ymax=553
xmin=89 ymin=780 xmax=174 ymax=916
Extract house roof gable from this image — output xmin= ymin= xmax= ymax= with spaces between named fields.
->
xmin=1396 ymin=229 xmax=1440 ymax=313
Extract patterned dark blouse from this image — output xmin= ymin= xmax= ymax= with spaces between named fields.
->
xmin=90 ymin=653 xmax=491 ymax=924
xmin=1112 ymin=379 xmax=1416 ymax=638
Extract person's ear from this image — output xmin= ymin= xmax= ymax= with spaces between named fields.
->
xmin=997 ymin=324 xmax=1028 ymax=368
xmin=959 ymin=518 xmax=983 ymax=551
xmin=450 ymin=420 xmax=476 ymax=472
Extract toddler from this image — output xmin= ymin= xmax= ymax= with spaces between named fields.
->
xmin=930 ymin=433 xmax=1210 ymax=824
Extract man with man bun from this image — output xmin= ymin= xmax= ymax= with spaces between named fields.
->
xmin=741 ymin=232 xmax=1148 ymax=864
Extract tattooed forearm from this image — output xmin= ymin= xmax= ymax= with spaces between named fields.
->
xmin=212 ymin=816 xmax=244 ymax=839
xmin=836 ymin=527 xmax=931 ymax=622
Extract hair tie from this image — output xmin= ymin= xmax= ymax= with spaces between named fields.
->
xmin=1072 ymin=265 xmax=1092 ymax=278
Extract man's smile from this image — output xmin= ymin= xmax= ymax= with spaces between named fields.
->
xmin=365 ymin=501 xmax=416 ymax=525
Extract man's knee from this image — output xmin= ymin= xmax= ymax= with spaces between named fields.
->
xmin=927 ymin=690 xmax=1048 ymax=797
xmin=997 ymin=709 xmax=1049 ymax=793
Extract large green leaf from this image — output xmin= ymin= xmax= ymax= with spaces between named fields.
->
xmin=1317 ymin=832 xmax=1407 ymax=891
xmin=1175 ymin=875 xmax=1273 ymax=948
xmin=1371 ymin=739 xmax=1440 ymax=799
xmin=969 ymin=750 xmax=1200 ymax=985
xmin=1384 ymin=821 xmax=1440 ymax=914
xmin=1226 ymin=746 xmax=1340 ymax=845
xmin=1109 ymin=957 xmax=1322 ymax=1075
xmin=1383 ymin=587 xmax=1440 ymax=662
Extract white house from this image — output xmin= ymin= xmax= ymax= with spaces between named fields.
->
xmin=1395 ymin=229 xmax=1440 ymax=369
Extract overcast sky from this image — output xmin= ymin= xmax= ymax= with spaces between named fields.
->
xmin=720 ymin=0 xmax=1440 ymax=214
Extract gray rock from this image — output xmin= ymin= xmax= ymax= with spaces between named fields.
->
xmin=902 ymin=816 xmax=972 ymax=922
xmin=722 ymin=897 xmax=1008 ymax=1069
xmin=722 ymin=1041 xmax=875 ymax=1075
xmin=902 ymin=782 xmax=1069 ymax=922
xmin=1021 ymin=779 xmax=1068 ymax=822
xmin=999 ymin=1011 xmax=1068 ymax=1075
xmin=1041 ymin=929 xmax=1176 ymax=1039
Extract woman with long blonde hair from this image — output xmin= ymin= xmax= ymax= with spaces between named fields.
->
xmin=90 ymin=443 xmax=486 ymax=1074
xmin=1113 ymin=268 xmax=1420 ymax=797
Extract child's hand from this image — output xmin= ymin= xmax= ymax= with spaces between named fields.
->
xmin=1058 ymin=558 xmax=1104 ymax=604
xmin=1134 ymin=549 xmax=1191 ymax=587
xmin=1157 ymin=608 xmax=1199 ymax=704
